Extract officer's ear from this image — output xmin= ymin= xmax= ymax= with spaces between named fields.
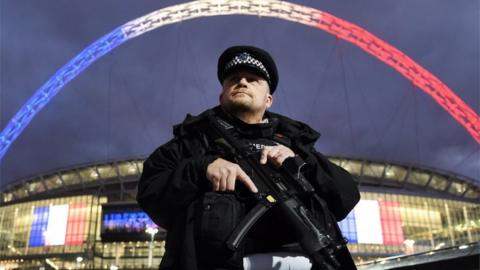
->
xmin=219 ymin=81 xmax=227 ymax=103
xmin=266 ymin=93 xmax=273 ymax=109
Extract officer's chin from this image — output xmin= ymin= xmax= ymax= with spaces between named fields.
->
xmin=223 ymin=101 xmax=253 ymax=112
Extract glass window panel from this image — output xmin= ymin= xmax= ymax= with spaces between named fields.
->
xmin=448 ymin=181 xmax=468 ymax=196
xmin=97 ymin=165 xmax=118 ymax=179
xmin=99 ymin=197 xmax=108 ymax=204
xmin=60 ymin=171 xmax=81 ymax=186
xmin=341 ymin=160 xmax=362 ymax=175
xmin=464 ymin=188 xmax=479 ymax=199
xmin=0 ymin=195 xmax=98 ymax=257
xmin=77 ymin=167 xmax=99 ymax=183
xmin=354 ymin=200 xmax=383 ymax=244
xmin=118 ymin=162 xmax=139 ymax=177
xmin=406 ymin=170 xmax=430 ymax=186
xmin=363 ymin=163 xmax=384 ymax=178
xmin=429 ymin=175 xmax=449 ymax=191
xmin=136 ymin=161 xmax=144 ymax=174
xmin=12 ymin=185 xmax=29 ymax=199
xmin=44 ymin=204 xmax=70 ymax=246
xmin=65 ymin=203 xmax=88 ymax=246
xmin=28 ymin=180 xmax=46 ymax=194
xmin=384 ymin=165 xmax=407 ymax=182
xmin=2 ymin=192 xmax=13 ymax=203
xmin=29 ymin=206 xmax=49 ymax=247
xmin=379 ymin=201 xmax=404 ymax=245
xmin=44 ymin=174 xmax=63 ymax=190
xmin=328 ymin=158 xmax=342 ymax=166
xmin=338 ymin=211 xmax=357 ymax=244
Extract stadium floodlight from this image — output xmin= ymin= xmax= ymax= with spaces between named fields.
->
xmin=1 ymin=0 xmax=478 ymax=162
xmin=145 ymin=226 xmax=159 ymax=267
xmin=145 ymin=226 xmax=159 ymax=236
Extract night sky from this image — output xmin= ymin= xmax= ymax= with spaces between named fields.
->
xmin=0 ymin=0 xmax=478 ymax=188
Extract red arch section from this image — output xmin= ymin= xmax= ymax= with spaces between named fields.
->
xmin=315 ymin=11 xmax=479 ymax=143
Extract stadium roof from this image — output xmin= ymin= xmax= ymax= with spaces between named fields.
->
xmin=1 ymin=157 xmax=478 ymax=206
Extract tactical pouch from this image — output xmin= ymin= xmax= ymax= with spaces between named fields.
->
xmin=195 ymin=192 xmax=245 ymax=269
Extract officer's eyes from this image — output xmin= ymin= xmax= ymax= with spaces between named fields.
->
xmin=225 ymin=76 xmax=238 ymax=82
xmin=226 ymin=76 xmax=259 ymax=83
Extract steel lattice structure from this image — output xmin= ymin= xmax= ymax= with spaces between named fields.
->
xmin=1 ymin=0 xmax=479 ymax=160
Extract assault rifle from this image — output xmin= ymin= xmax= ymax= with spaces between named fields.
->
xmin=208 ymin=115 xmax=348 ymax=270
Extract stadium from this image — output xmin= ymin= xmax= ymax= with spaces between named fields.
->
xmin=1 ymin=0 xmax=479 ymax=269
xmin=0 ymin=157 xmax=478 ymax=269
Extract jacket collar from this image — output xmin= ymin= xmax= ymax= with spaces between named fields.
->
xmin=174 ymin=106 xmax=321 ymax=147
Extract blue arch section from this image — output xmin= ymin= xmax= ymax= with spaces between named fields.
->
xmin=0 ymin=27 xmax=127 ymax=159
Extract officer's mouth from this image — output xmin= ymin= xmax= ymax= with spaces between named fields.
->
xmin=232 ymin=91 xmax=251 ymax=97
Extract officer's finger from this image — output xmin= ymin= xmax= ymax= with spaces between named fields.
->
xmin=275 ymin=151 xmax=291 ymax=162
xmin=236 ymin=168 xmax=258 ymax=193
xmin=219 ymin=169 xmax=227 ymax=191
xmin=274 ymin=147 xmax=288 ymax=158
xmin=211 ymin=175 xmax=220 ymax=191
xmin=260 ymin=147 xmax=270 ymax=164
xmin=267 ymin=148 xmax=281 ymax=160
xmin=226 ymin=169 xmax=236 ymax=191
xmin=271 ymin=153 xmax=287 ymax=168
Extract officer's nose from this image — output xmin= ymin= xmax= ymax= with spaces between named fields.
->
xmin=238 ymin=77 xmax=248 ymax=84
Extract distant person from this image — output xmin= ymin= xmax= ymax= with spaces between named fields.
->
xmin=137 ymin=45 xmax=360 ymax=270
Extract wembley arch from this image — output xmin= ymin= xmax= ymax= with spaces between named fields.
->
xmin=1 ymin=0 xmax=479 ymax=160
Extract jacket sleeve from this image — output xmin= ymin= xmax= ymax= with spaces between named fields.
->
xmin=136 ymin=137 xmax=217 ymax=230
xmin=305 ymin=149 xmax=360 ymax=221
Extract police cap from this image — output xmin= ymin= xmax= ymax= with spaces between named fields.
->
xmin=217 ymin=45 xmax=279 ymax=93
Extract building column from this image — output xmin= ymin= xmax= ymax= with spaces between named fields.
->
xmin=462 ymin=206 xmax=473 ymax=242
xmin=444 ymin=203 xmax=455 ymax=246
xmin=424 ymin=201 xmax=435 ymax=249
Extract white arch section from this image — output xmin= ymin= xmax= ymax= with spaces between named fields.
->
xmin=1 ymin=0 xmax=478 ymax=160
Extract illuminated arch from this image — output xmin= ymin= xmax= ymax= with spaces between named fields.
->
xmin=1 ymin=0 xmax=479 ymax=160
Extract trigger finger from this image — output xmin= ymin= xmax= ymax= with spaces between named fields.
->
xmin=260 ymin=147 xmax=270 ymax=163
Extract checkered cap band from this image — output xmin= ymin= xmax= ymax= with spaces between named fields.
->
xmin=224 ymin=52 xmax=271 ymax=81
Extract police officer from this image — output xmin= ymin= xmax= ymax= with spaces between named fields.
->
xmin=137 ymin=45 xmax=360 ymax=270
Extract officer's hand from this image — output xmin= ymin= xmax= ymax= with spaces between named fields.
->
xmin=206 ymin=158 xmax=258 ymax=193
xmin=260 ymin=145 xmax=295 ymax=168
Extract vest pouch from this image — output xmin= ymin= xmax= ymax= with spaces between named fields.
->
xmin=195 ymin=191 xmax=245 ymax=268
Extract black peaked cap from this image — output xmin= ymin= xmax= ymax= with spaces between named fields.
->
xmin=217 ymin=45 xmax=279 ymax=93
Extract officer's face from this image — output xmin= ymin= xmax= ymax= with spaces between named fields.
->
xmin=220 ymin=69 xmax=272 ymax=115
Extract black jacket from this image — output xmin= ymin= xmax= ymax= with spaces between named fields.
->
xmin=137 ymin=106 xmax=360 ymax=270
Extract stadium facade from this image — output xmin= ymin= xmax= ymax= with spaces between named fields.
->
xmin=0 ymin=157 xmax=478 ymax=270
